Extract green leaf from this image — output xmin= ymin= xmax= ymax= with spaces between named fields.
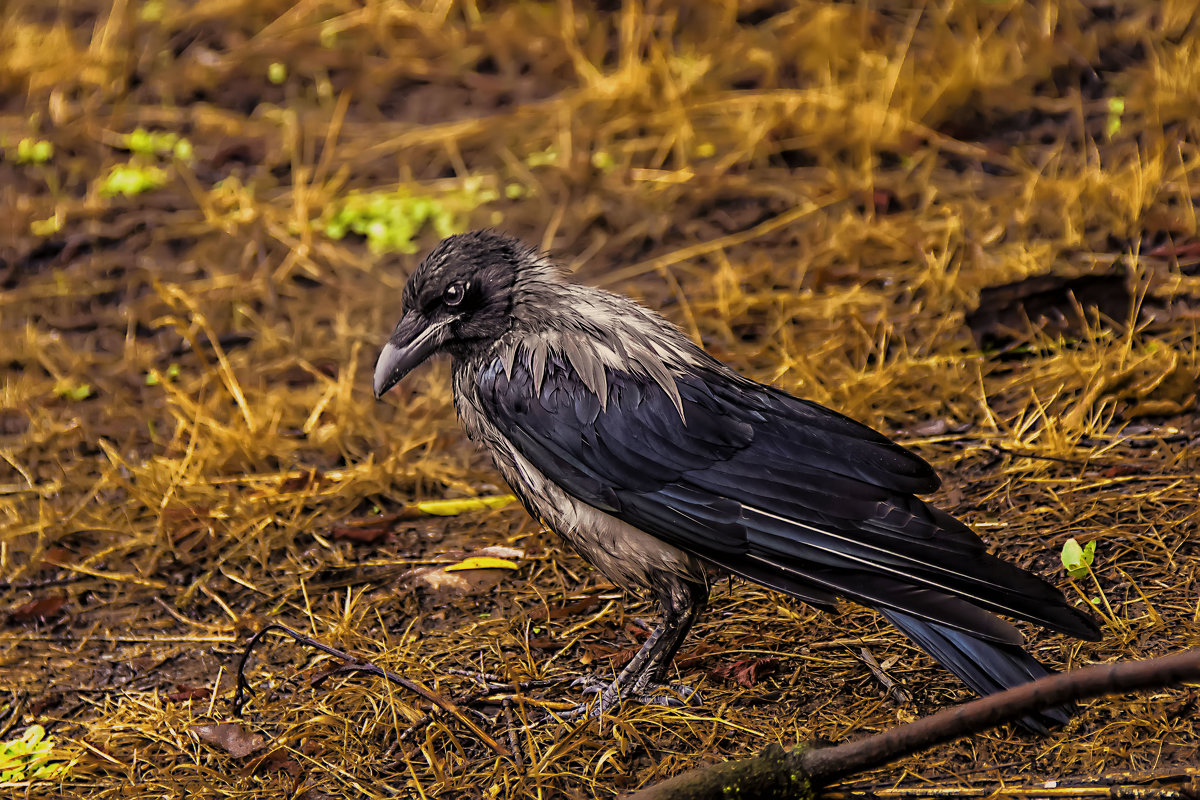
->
xmin=0 ymin=725 xmax=71 ymax=782
xmin=322 ymin=183 xmax=489 ymax=253
xmin=1061 ymin=537 xmax=1095 ymax=578
xmin=100 ymin=163 xmax=168 ymax=197
xmin=124 ymin=128 xmax=154 ymax=155
xmin=16 ymin=138 xmax=53 ymax=164
xmin=54 ymin=381 xmax=92 ymax=401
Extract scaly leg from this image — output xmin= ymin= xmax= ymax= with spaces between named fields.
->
xmin=566 ymin=576 xmax=709 ymax=717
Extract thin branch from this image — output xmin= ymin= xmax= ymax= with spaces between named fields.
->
xmin=232 ymin=623 xmax=510 ymax=757
xmin=625 ymin=649 xmax=1200 ymax=800
xmin=804 ymin=648 xmax=1200 ymax=781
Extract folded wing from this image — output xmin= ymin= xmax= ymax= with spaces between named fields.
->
xmin=476 ymin=351 xmax=1101 ymax=644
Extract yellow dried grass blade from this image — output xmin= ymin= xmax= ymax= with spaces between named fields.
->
xmin=444 ymin=556 xmax=519 ymax=572
xmin=413 ymin=494 xmax=517 ymax=516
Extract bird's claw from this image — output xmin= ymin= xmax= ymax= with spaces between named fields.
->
xmin=557 ymin=679 xmax=699 ymax=720
xmin=631 ymin=683 xmax=699 ymax=707
xmin=568 ymin=675 xmax=609 ymax=695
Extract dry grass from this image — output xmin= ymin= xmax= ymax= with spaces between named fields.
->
xmin=1 ymin=1 xmax=1198 ymax=798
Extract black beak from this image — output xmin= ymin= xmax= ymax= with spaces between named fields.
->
xmin=373 ymin=312 xmax=454 ymax=399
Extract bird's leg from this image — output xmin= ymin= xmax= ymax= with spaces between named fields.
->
xmin=567 ymin=577 xmax=708 ymax=718
xmin=629 ymin=578 xmax=708 ymax=696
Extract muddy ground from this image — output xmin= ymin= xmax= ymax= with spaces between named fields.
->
xmin=1 ymin=2 xmax=1199 ymax=798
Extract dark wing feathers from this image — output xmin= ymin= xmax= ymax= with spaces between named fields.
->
xmin=476 ymin=352 xmax=1101 ymax=643
xmin=879 ymin=608 xmax=1072 ymax=733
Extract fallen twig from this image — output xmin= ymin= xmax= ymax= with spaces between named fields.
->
xmin=232 ymin=623 xmax=510 ymax=757
xmin=625 ymin=648 xmax=1200 ymax=799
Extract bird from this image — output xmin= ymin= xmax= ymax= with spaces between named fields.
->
xmin=372 ymin=229 xmax=1102 ymax=730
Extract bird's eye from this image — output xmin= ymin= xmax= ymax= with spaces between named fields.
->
xmin=443 ymin=282 xmax=466 ymax=307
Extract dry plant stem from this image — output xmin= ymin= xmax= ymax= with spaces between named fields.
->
xmin=396 ymin=676 xmax=568 ymax=738
xmin=233 ymin=623 xmax=509 ymax=757
xmin=502 ymin=698 xmax=525 ymax=772
xmin=0 ymin=692 xmax=25 ymax=739
xmin=0 ymin=575 xmax=84 ymax=592
xmin=859 ymin=647 xmax=912 ymax=704
xmin=627 ymin=649 xmax=1200 ymax=800
xmin=1084 ymin=566 xmax=1123 ymax=629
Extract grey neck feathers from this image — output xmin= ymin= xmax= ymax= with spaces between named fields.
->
xmin=494 ymin=269 xmax=696 ymax=419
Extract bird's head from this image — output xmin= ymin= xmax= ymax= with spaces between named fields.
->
xmin=373 ymin=230 xmax=546 ymax=399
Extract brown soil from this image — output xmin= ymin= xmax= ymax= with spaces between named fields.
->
xmin=1 ymin=2 xmax=1198 ymax=798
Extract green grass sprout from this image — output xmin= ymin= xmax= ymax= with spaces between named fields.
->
xmin=1060 ymin=537 xmax=1096 ymax=578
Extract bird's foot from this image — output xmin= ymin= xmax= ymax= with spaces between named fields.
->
xmin=568 ymin=675 xmax=609 ymax=695
xmin=630 ymin=682 xmax=699 ymax=708
xmin=557 ymin=676 xmax=699 ymax=720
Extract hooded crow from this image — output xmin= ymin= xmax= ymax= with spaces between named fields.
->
xmin=373 ymin=230 xmax=1102 ymax=730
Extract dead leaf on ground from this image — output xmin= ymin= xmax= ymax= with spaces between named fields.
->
xmin=624 ymin=620 xmax=651 ymax=637
xmin=1147 ymin=239 xmax=1200 ymax=260
xmin=547 ymin=595 xmax=602 ymax=619
xmin=248 ymin=748 xmax=304 ymax=777
xmin=165 ymin=685 xmax=210 ymax=703
xmin=711 ymin=657 xmax=779 ymax=689
xmin=279 ymin=469 xmax=324 ymax=492
xmin=581 ymin=642 xmax=639 ymax=669
xmin=328 ymin=524 xmax=393 ymax=545
xmin=36 ymin=547 xmax=72 ymax=573
xmin=8 ymin=595 xmax=67 ymax=624
xmin=192 ymin=722 xmax=268 ymax=758
xmin=674 ymin=641 xmax=724 ymax=669
xmin=398 ymin=546 xmax=524 ymax=600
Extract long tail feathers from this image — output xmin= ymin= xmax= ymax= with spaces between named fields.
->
xmin=879 ymin=608 xmax=1073 ymax=734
